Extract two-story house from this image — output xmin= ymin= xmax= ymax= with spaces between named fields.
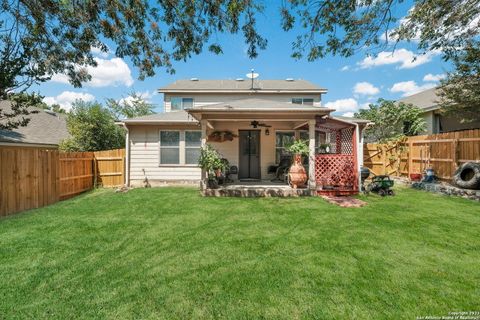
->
xmin=122 ymin=78 xmax=369 ymax=196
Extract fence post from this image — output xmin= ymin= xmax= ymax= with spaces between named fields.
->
xmin=452 ymin=139 xmax=458 ymax=174
xmin=407 ymin=140 xmax=413 ymax=177
xmin=93 ymin=157 xmax=97 ymax=188
xmin=382 ymin=145 xmax=387 ymax=175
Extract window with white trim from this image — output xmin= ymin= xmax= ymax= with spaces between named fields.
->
xmin=292 ymin=98 xmax=314 ymax=105
xmin=299 ymin=130 xmax=327 ymax=154
xmin=171 ymin=97 xmax=194 ymax=111
xmin=185 ymin=131 xmax=201 ymax=164
xmin=275 ymin=131 xmax=295 ymax=163
xmin=160 ymin=131 xmax=180 ymax=164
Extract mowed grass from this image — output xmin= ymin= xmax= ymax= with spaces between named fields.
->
xmin=0 ymin=187 xmax=479 ymax=319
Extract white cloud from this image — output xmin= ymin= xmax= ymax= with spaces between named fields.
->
xmin=353 ymin=82 xmax=380 ymax=96
xmin=342 ymin=112 xmax=355 ymax=117
xmin=50 ymin=57 xmax=134 ymax=88
xmin=340 ymin=65 xmax=350 ymax=71
xmin=118 ymin=91 xmax=154 ymax=105
xmin=358 ymin=48 xmax=440 ymax=69
xmin=325 ymin=98 xmax=359 ymax=112
xmin=389 ymin=81 xmax=436 ymax=97
xmin=423 ymin=73 xmax=446 ymax=82
xmin=43 ymin=91 xmax=95 ymax=111
xmin=91 ymin=46 xmax=110 ymax=58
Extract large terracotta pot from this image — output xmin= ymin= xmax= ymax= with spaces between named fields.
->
xmin=289 ymin=154 xmax=307 ymax=189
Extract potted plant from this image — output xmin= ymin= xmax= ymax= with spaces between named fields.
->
xmin=198 ymin=144 xmax=226 ymax=189
xmin=318 ymin=143 xmax=331 ymax=154
xmin=286 ymin=139 xmax=309 ymax=188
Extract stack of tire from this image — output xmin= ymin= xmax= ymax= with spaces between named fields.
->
xmin=453 ymin=162 xmax=480 ymax=190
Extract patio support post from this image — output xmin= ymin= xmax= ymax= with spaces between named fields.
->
xmin=308 ymin=119 xmax=316 ymax=191
xmin=200 ymin=119 xmax=208 ymax=189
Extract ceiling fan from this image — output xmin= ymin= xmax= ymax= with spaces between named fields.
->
xmin=250 ymin=120 xmax=271 ymax=128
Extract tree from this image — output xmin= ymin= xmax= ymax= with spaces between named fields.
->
xmin=438 ymin=41 xmax=480 ymax=123
xmin=281 ymin=0 xmax=480 ymax=61
xmin=2 ymin=1 xmax=479 ymax=129
xmin=59 ymin=100 xmax=125 ymax=152
xmin=355 ymin=99 xmax=426 ymax=142
xmin=106 ymin=92 xmax=155 ymax=120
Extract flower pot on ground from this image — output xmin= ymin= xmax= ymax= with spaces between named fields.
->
xmin=286 ymin=139 xmax=309 ymax=189
xmin=198 ymin=144 xmax=226 ymax=189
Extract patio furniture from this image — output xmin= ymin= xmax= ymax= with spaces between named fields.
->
xmin=268 ymin=156 xmax=292 ymax=183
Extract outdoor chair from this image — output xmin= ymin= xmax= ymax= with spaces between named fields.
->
xmin=268 ymin=156 xmax=292 ymax=183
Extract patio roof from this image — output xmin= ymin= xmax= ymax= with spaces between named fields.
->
xmin=122 ymin=110 xmax=198 ymax=125
xmin=186 ymin=98 xmax=333 ymax=122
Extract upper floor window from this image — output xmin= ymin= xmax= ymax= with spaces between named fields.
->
xmin=292 ymin=98 xmax=314 ymax=106
xmin=171 ymin=97 xmax=194 ymax=111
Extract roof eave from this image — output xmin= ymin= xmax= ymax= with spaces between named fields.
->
xmin=122 ymin=120 xmax=198 ymax=125
xmin=158 ymin=89 xmax=328 ymax=94
xmin=186 ymin=107 xmax=334 ymax=113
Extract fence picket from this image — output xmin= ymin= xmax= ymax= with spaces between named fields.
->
xmin=0 ymin=147 xmax=125 ymax=216
xmin=364 ymin=129 xmax=480 ymax=180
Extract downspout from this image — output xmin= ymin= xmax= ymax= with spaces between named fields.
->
xmin=123 ymin=124 xmax=130 ymax=187
xmin=355 ymin=123 xmax=362 ymax=191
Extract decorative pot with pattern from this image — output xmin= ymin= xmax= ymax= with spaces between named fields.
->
xmin=289 ymin=154 xmax=307 ymax=189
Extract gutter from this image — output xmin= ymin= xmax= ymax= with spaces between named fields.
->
xmin=122 ymin=123 xmax=130 ymax=187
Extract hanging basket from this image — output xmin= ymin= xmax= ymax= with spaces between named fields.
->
xmin=207 ymin=131 xmax=238 ymax=143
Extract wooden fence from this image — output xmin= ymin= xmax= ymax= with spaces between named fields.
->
xmin=364 ymin=129 xmax=480 ymax=180
xmin=1 ymin=147 xmax=125 ymax=217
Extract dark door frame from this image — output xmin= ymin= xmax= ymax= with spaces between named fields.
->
xmin=238 ymin=129 xmax=261 ymax=180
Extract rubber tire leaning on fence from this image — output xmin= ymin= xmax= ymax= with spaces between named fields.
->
xmin=452 ymin=162 xmax=480 ymax=190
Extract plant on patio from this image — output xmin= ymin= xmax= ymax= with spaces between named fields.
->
xmin=198 ymin=144 xmax=227 ymax=188
xmin=286 ymin=139 xmax=309 ymax=188
xmin=286 ymin=139 xmax=309 ymax=156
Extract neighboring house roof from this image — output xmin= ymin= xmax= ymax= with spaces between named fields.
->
xmin=331 ymin=116 xmax=372 ymax=124
xmin=398 ymin=88 xmax=440 ymax=112
xmin=123 ymin=110 xmax=198 ymax=124
xmin=159 ymin=79 xmax=327 ymax=93
xmin=186 ymin=98 xmax=333 ymax=112
xmin=0 ymin=101 xmax=69 ymax=146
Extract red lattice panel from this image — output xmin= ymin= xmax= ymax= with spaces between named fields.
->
xmin=340 ymin=127 xmax=354 ymax=155
xmin=315 ymin=154 xmax=358 ymax=195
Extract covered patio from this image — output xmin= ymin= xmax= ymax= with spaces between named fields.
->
xmin=186 ymin=99 xmax=363 ymax=197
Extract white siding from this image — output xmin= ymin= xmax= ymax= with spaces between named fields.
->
xmin=208 ymin=121 xmax=305 ymax=180
xmin=164 ymin=93 xmax=322 ymax=112
xmin=129 ymin=125 xmax=201 ymax=185
xmin=128 ymin=122 xmax=313 ymax=182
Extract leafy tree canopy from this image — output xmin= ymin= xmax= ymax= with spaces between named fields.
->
xmin=59 ymin=100 xmax=125 ymax=152
xmin=438 ymin=41 xmax=480 ymax=122
xmin=106 ymin=92 xmax=155 ymax=120
xmin=2 ymin=0 xmax=478 ymax=90
xmin=1 ymin=0 xmax=479 ymax=129
xmin=355 ymin=99 xmax=426 ymax=142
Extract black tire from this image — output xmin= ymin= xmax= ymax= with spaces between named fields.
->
xmin=378 ymin=189 xmax=386 ymax=197
xmin=452 ymin=162 xmax=480 ymax=190
xmin=388 ymin=189 xmax=394 ymax=196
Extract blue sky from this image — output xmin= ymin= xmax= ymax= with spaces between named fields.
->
xmin=35 ymin=0 xmax=451 ymax=117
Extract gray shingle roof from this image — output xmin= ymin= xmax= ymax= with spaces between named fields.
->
xmin=332 ymin=116 xmax=372 ymax=124
xmin=398 ymin=88 xmax=440 ymax=111
xmin=159 ymin=79 xmax=327 ymax=92
xmin=187 ymin=98 xmax=331 ymax=111
xmin=0 ymin=100 xmax=69 ymax=146
xmin=123 ymin=110 xmax=198 ymax=124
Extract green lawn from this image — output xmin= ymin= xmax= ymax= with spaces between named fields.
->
xmin=1 ymin=187 xmax=479 ymax=319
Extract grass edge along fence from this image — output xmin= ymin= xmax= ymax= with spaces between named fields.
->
xmin=0 ymin=147 xmax=125 ymax=217
xmin=363 ymin=129 xmax=480 ymax=180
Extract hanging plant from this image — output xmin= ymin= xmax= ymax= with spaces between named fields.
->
xmin=207 ymin=130 xmax=238 ymax=142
